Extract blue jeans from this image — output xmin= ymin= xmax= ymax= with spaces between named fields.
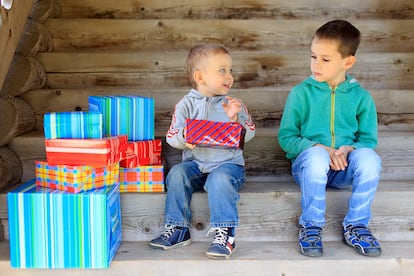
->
xmin=292 ymin=147 xmax=381 ymax=227
xmin=164 ymin=161 xmax=245 ymax=228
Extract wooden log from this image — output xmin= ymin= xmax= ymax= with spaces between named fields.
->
xmin=44 ymin=19 xmax=414 ymax=53
xmin=58 ymin=0 xmax=414 ymax=19
xmin=37 ymin=52 xmax=414 ymax=90
xmin=0 ymin=0 xmax=35 ymax=94
xmin=0 ymin=55 xmax=46 ymax=97
xmin=22 ymin=87 xmax=414 ymax=131
xmin=16 ymin=19 xmax=53 ymax=56
xmin=28 ymin=0 xmax=60 ymax=23
xmin=0 ymin=97 xmax=35 ymax=147
xmin=0 ymin=146 xmax=22 ymax=191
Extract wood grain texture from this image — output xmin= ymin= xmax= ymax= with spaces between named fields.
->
xmin=44 ymin=19 xmax=414 ymax=53
xmin=58 ymin=0 xmax=414 ymax=19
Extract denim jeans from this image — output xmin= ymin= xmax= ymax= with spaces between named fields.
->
xmin=291 ymin=146 xmax=381 ymax=228
xmin=164 ymin=161 xmax=245 ymax=228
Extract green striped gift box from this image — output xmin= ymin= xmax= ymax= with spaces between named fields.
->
xmin=7 ymin=179 xmax=122 ymax=268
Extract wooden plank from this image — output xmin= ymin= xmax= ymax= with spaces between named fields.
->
xmin=58 ymin=0 xmax=414 ymax=19
xmin=1 ymin=241 xmax=413 ymax=275
xmin=37 ymin=52 xmax=414 ymax=90
xmin=8 ymin=131 xmax=414 ymax=183
xmin=2 ymin=181 xmax=414 ymax=242
xmin=44 ymin=19 xmax=414 ymax=53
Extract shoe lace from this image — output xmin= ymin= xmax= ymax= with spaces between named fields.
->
xmin=207 ymin=227 xmax=228 ymax=246
xmin=161 ymin=224 xmax=177 ymax=239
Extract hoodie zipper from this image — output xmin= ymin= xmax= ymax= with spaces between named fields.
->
xmin=330 ymin=87 xmax=337 ymax=148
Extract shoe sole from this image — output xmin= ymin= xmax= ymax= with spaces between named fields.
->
xmin=205 ymin=247 xmax=235 ymax=260
xmin=149 ymin=239 xmax=192 ymax=250
xmin=343 ymin=238 xmax=381 ymax=257
xmin=299 ymin=245 xmax=323 ymax=257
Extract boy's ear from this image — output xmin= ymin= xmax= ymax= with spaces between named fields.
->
xmin=344 ymin=55 xmax=356 ymax=70
xmin=194 ymin=70 xmax=204 ymax=85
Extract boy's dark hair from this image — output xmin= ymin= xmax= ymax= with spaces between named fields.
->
xmin=186 ymin=44 xmax=230 ymax=89
xmin=314 ymin=20 xmax=361 ymax=58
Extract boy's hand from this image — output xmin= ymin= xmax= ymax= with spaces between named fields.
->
xmin=222 ymin=96 xmax=242 ymax=122
xmin=316 ymin=144 xmax=353 ymax=170
xmin=185 ymin=143 xmax=196 ymax=149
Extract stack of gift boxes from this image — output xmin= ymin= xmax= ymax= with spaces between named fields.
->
xmin=7 ymin=95 xmax=164 ymax=269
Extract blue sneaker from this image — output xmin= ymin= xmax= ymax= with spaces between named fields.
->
xmin=343 ymin=224 xmax=382 ymax=257
xmin=149 ymin=224 xmax=191 ymax=250
xmin=298 ymin=224 xmax=323 ymax=257
xmin=205 ymin=227 xmax=236 ymax=260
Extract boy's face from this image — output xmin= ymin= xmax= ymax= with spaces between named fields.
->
xmin=310 ymin=38 xmax=355 ymax=88
xmin=194 ymin=53 xmax=233 ymax=97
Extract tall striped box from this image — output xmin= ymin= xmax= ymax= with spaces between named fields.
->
xmin=44 ymin=111 xmax=103 ymax=139
xmin=119 ymin=165 xmax=164 ymax=192
xmin=7 ymin=179 xmax=122 ymax=268
xmin=88 ymin=95 xmax=155 ymax=141
xmin=185 ymin=119 xmax=246 ymax=149
xmin=35 ymin=160 xmax=119 ymax=193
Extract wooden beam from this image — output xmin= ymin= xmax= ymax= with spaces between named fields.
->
xmin=0 ymin=1 xmax=34 ymax=91
xmin=36 ymin=52 xmax=414 ymax=90
xmin=58 ymin=0 xmax=414 ymax=19
xmin=44 ymin=19 xmax=414 ymax=53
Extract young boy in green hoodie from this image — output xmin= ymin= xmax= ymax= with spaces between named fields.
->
xmin=278 ymin=20 xmax=382 ymax=257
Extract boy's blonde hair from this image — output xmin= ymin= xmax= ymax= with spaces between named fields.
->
xmin=186 ymin=44 xmax=230 ymax=89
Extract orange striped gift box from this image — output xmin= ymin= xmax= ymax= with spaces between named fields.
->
xmin=185 ymin=119 xmax=246 ymax=149
xmin=35 ymin=160 xmax=119 ymax=193
xmin=45 ymin=135 xmax=127 ymax=166
xmin=119 ymin=165 xmax=164 ymax=192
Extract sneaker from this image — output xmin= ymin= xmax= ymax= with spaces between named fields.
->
xmin=343 ymin=224 xmax=382 ymax=257
xmin=205 ymin=227 xmax=236 ymax=260
xmin=298 ymin=224 xmax=323 ymax=257
xmin=149 ymin=224 xmax=191 ymax=250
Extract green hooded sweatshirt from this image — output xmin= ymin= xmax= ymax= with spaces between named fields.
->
xmin=278 ymin=75 xmax=378 ymax=161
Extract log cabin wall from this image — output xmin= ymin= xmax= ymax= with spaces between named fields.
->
xmin=0 ymin=0 xmax=414 ymax=191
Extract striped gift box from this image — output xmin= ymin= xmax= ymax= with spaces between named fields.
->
xmin=45 ymin=135 xmax=127 ymax=166
xmin=120 ymin=139 xmax=162 ymax=168
xmin=88 ymin=95 xmax=155 ymax=141
xmin=35 ymin=160 xmax=119 ymax=193
xmin=44 ymin=111 xmax=103 ymax=139
xmin=185 ymin=119 xmax=246 ymax=149
xmin=7 ymin=179 xmax=122 ymax=268
xmin=119 ymin=165 xmax=164 ymax=192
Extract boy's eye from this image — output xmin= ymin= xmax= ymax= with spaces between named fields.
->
xmin=322 ymin=58 xmax=330 ymax=62
xmin=311 ymin=55 xmax=316 ymax=59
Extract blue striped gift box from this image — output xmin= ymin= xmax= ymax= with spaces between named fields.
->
xmin=88 ymin=95 xmax=155 ymax=141
xmin=7 ymin=179 xmax=122 ymax=268
xmin=44 ymin=111 xmax=103 ymax=139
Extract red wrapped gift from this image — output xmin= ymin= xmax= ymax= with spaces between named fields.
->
xmin=120 ymin=140 xmax=162 ymax=168
xmin=45 ymin=135 xmax=128 ymax=166
xmin=185 ymin=119 xmax=246 ymax=149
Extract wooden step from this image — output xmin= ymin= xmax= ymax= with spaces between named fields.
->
xmin=0 ymin=240 xmax=413 ymax=275
xmin=7 ymin=130 xmax=414 ymax=183
xmin=1 ymin=181 xmax=413 ymax=243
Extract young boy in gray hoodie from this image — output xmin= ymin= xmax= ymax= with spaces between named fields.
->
xmin=150 ymin=44 xmax=255 ymax=260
